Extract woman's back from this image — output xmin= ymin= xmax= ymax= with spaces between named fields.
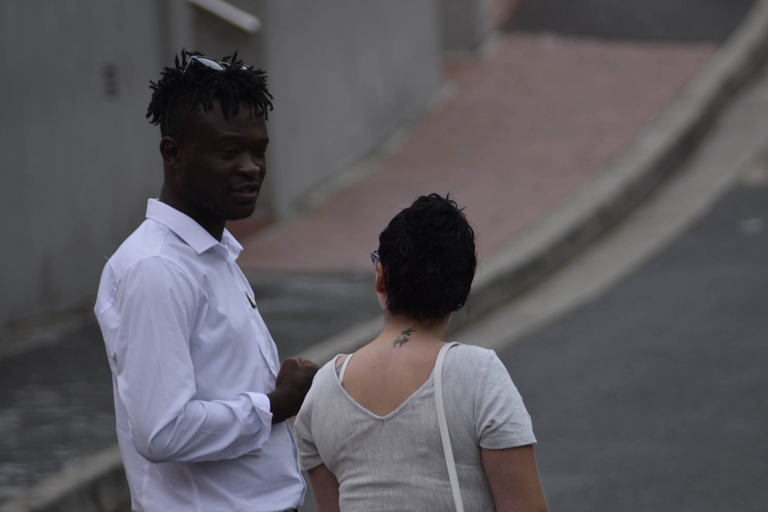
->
xmin=336 ymin=328 xmax=444 ymax=417
xmin=294 ymin=344 xmax=536 ymax=512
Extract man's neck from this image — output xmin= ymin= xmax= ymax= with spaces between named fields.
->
xmin=158 ymin=187 xmax=226 ymax=241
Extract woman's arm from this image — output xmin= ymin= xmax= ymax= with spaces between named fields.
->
xmin=307 ymin=464 xmax=341 ymax=512
xmin=481 ymin=445 xmax=548 ymax=512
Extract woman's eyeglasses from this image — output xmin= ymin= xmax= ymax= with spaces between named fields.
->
xmin=370 ymin=250 xmax=380 ymax=267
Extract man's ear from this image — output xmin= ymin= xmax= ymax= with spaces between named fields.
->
xmin=159 ymin=136 xmax=181 ymax=167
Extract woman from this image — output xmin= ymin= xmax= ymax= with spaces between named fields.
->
xmin=294 ymin=194 xmax=548 ymax=512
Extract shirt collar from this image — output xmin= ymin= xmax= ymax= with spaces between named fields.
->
xmin=146 ymin=199 xmax=243 ymax=259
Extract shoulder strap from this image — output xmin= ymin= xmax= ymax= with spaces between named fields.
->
xmin=338 ymin=353 xmax=354 ymax=384
xmin=434 ymin=342 xmax=464 ymax=512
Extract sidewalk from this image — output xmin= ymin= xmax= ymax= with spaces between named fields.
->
xmin=236 ymin=34 xmax=714 ymax=274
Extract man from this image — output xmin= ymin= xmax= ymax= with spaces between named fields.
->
xmin=94 ymin=51 xmax=318 ymax=511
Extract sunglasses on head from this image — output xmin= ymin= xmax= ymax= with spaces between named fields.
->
xmin=183 ymin=55 xmax=249 ymax=73
xmin=163 ymin=55 xmax=249 ymax=133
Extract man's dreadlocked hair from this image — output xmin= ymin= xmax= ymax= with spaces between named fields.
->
xmin=146 ymin=50 xmax=273 ymax=138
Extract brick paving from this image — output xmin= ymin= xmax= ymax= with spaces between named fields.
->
xmin=237 ymin=33 xmax=715 ymax=274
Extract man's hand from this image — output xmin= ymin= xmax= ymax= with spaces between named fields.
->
xmin=267 ymin=358 xmax=320 ymax=424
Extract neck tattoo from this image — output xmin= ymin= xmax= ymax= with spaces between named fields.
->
xmin=392 ymin=328 xmax=415 ymax=348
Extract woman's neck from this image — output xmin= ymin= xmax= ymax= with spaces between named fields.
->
xmin=373 ymin=313 xmax=451 ymax=349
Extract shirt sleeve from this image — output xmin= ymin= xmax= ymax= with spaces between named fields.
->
xmin=474 ymin=349 xmax=537 ymax=449
xmin=109 ymin=256 xmax=272 ymax=463
xmin=293 ymin=371 xmax=324 ymax=471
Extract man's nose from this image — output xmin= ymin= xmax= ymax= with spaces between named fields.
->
xmin=238 ymin=155 xmax=265 ymax=178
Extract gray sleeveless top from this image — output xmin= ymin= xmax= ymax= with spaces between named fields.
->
xmin=294 ymin=343 xmax=536 ymax=511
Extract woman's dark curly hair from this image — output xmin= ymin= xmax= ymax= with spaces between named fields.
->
xmin=146 ymin=50 xmax=273 ymax=139
xmin=378 ymin=194 xmax=477 ymax=322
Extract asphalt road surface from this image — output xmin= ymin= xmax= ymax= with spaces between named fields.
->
xmin=505 ymin=0 xmax=756 ymax=41
xmin=500 ymin=180 xmax=768 ymax=511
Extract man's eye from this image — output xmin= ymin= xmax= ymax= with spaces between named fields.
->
xmin=221 ymin=149 xmax=239 ymax=157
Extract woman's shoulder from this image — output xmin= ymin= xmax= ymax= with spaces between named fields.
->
xmin=298 ymin=356 xmax=344 ymax=417
xmin=447 ymin=343 xmax=500 ymax=367
xmin=444 ymin=343 xmax=511 ymax=387
xmin=317 ymin=355 xmax=344 ymax=382
xmin=305 ymin=357 xmax=343 ymax=396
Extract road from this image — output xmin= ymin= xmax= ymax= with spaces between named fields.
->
xmin=501 ymin=177 xmax=768 ymax=510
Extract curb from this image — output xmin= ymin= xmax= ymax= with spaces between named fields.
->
xmin=6 ymin=2 xmax=768 ymax=510
xmin=451 ymin=0 xmax=768 ymax=333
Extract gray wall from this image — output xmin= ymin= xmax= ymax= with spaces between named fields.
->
xmin=440 ymin=0 xmax=491 ymax=53
xmin=0 ymin=0 xmax=452 ymax=327
xmin=0 ymin=1 xmax=164 ymax=326
xmin=256 ymin=0 xmax=443 ymax=218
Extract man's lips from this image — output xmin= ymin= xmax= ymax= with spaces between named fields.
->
xmin=230 ymin=182 xmax=261 ymax=198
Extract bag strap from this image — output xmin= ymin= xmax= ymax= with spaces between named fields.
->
xmin=435 ymin=341 xmax=464 ymax=512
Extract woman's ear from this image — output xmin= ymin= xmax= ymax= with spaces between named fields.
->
xmin=375 ymin=263 xmax=387 ymax=294
xmin=375 ymin=263 xmax=387 ymax=311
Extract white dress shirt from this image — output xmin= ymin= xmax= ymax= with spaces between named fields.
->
xmin=95 ymin=199 xmax=304 ymax=512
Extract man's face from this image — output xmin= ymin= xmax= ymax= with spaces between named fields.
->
xmin=170 ymin=101 xmax=269 ymax=232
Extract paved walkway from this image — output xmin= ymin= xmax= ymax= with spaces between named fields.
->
xmin=235 ymin=32 xmax=714 ymax=274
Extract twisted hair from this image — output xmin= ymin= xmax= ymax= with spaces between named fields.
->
xmin=378 ymin=194 xmax=477 ymax=322
xmin=146 ymin=50 xmax=273 ymax=138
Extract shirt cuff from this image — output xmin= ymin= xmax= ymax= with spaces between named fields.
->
xmin=245 ymin=392 xmax=273 ymax=441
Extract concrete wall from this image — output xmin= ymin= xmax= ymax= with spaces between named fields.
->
xmin=0 ymin=0 xmax=447 ymax=327
xmin=0 ymin=1 xmax=164 ymax=326
xmin=254 ymin=0 xmax=443 ymax=218
xmin=440 ymin=0 xmax=491 ymax=53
